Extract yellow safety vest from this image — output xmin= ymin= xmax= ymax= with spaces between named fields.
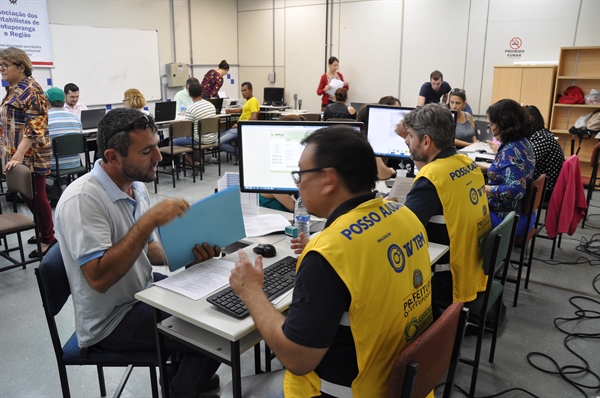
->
xmin=416 ymin=154 xmax=491 ymax=303
xmin=283 ymin=197 xmax=433 ymax=397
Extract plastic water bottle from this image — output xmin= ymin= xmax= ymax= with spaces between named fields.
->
xmin=294 ymin=196 xmax=311 ymax=238
xmin=179 ymin=104 xmax=185 ymax=117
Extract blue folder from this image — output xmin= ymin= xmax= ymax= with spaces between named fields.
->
xmin=158 ymin=186 xmax=246 ymax=271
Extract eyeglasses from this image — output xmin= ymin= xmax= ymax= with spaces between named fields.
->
xmin=450 ymin=88 xmax=465 ymax=94
xmin=0 ymin=62 xmax=14 ymax=71
xmin=291 ymin=167 xmax=325 ymax=184
xmin=110 ymin=114 xmax=153 ymax=136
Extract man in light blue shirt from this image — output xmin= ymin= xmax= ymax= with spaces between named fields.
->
xmin=45 ymin=87 xmax=83 ymax=170
xmin=55 ymin=108 xmax=221 ymax=398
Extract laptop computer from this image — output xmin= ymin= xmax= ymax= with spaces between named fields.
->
xmin=80 ymin=109 xmax=106 ymax=130
xmin=154 ymin=101 xmax=177 ymax=123
xmin=207 ymin=98 xmax=224 ymax=115
xmin=351 ymin=102 xmax=365 ymax=112
xmin=475 ymin=120 xmax=494 ymax=142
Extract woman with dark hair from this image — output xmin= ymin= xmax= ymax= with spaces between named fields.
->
xmin=0 ymin=47 xmax=57 ymax=257
xmin=449 ymin=88 xmax=476 ymax=148
xmin=316 ymin=56 xmax=349 ymax=111
xmin=525 ymin=105 xmax=564 ymax=201
xmin=323 ymin=88 xmax=356 ymax=120
xmin=484 ymin=98 xmax=535 ymax=237
xmin=200 ymin=60 xmax=230 ymax=99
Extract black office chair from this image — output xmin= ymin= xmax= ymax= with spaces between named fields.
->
xmin=35 ymin=244 xmax=159 ymax=398
xmin=460 ymin=211 xmax=517 ymax=398
xmin=47 ymin=133 xmax=89 ymax=204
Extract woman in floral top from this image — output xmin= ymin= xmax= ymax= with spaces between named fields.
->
xmin=200 ymin=60 xmax=229 ymax=99
xmin=485 ymin=99 xmax=535 ymax=238
xmin=0 ymin=47 xmax=56 ymax=257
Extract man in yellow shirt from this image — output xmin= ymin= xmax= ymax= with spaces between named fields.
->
xmin=221 ymin=81 xmax=259 ymax=163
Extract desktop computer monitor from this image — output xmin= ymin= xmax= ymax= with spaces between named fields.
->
xmin=238 ymin=120 xmax=363 ymax=194
xmin=263 ymin=87 xmax=285 ymax=105
xmin=366 ymin=104 xmax=414 ymax=159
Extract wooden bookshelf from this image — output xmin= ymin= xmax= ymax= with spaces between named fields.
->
xmin=549 ymin=47 xmax=600 ymax=177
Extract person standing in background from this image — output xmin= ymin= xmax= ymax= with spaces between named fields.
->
xmin=201 ymin=60 xmax=230 ymax=99
xmin=317 ymin=56 xmax=349 ymax=112
xmin=0 ymin=47 xmax=57 ymax=258
xmin=417 ymin=70 xmax=451 ymax=106
xmin=63 ymin=83 xmax=88 ymax=118
xmin=174 ymin=77 xmax=199 ymax=114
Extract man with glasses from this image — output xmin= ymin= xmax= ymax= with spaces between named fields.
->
xmin=222 ymin=126 xmax=432 ymax=397
xmin=417 ymin=70 xmax=452 ymax=106
xmin=63 ymin=83 xmax=88 ymax=118
xmin=54 ymin=108 xmax=221 ymax=398
xmin=402 ymin=104 xmax=491 ymax=317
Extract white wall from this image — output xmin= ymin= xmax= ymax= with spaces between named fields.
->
xmin=238 ymin=0 xmax=599 ymax=115
xmin=34 ymin=0 xmax=598 ymax=115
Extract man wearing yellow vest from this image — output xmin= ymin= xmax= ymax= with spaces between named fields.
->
xmin=225 ymin=126 xmax=433 ymax=397
xmin=402 ymin=104 xmax=492 ymax=317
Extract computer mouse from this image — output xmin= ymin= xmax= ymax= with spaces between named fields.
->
xmin=253 ymin=244 xmax=277 ymax=258
xmin=476 ymin=149 xmax=487 ymax=154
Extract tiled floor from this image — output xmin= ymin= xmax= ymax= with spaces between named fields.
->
xmin=1 ymin=158 xmax=599 ymax=397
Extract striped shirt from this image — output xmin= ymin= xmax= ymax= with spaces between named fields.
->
xmin=48 ymin=108 xmax=84 ymax=170
xmin=185 ymin=100 xmax=217 ymax=144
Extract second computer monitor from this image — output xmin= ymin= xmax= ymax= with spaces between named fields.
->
xmin=366 ymin=104 xmax=413 ymax=159
xmin=263 ymin=87 xmax=285 ymax=105
xmin=238 ymin=120 xmax=363 ymax=194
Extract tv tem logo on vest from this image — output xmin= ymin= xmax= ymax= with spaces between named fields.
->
xmin=387 ymin=244 xmax=405 ymax=273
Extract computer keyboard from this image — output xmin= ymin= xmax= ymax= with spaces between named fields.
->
xmin=206 ymin=256 xmax=297 ymax=318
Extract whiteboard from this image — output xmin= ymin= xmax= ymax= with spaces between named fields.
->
xmin=49 ymin=24 xmax=162 ymax=106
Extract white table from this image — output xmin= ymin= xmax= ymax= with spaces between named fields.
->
xmin=135 ymin=238 xmax=448 ymax=397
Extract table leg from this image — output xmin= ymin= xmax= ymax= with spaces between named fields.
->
xmin=254 ymin=343 xmax=262 ymax=374
xmin=230 ymin=340 xmax=242 ymax=398
xmin=265 ymin=343 xmax=272 ymax=372
xmin=154 ymin=308 xmax=170 ymax=398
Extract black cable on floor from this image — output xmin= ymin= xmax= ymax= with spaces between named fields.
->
xmin=440 ymin=276 xmax=600 ymax=398
xmin=525 ymin=274 xmax=600 ymax=398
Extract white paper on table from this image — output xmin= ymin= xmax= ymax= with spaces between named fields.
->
xmin=326 ymin=78 xmax=344 ymax=96
xmin=217 ymin=172 xmax=259 ymax=215
xmin=154 ymin=258 xmax=235 ymax=300
xmin=388 ymin=177 xmax=414 ymax=204
xmin=243 ymin=214 xmax=291 ymax=237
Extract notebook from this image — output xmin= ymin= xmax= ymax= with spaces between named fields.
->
xmin=80 ymin=109 xmax=106 ymax=130
xmin=154 ymin=101 xmax=177 ymax=123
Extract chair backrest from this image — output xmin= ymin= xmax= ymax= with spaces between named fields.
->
xmin=52 ymin=133 xmax=87 ymax=158
xmin=328 ymin=117 xmax=356 ymax=122
xmin=36 ymin=243 xmax=71 ymax=317
xmin=6 ymin=163 xmax=34 ymax=200
xmin=388 ymin=302 xmax=467 ymax=398
xmin=522 ymin=174 xmax=546 ymax=217
xmin=169 ymin=120 xmax=194 ymax=139
xmin=590 ymin=142 xmax=600 ymax=166
xmin=302 ymin=113 xmax=321 ymax=121
xmin=482 ymin=211 xmax=516 ymax=276
xmin=199 ymin=117 xmax=219 ymax=135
